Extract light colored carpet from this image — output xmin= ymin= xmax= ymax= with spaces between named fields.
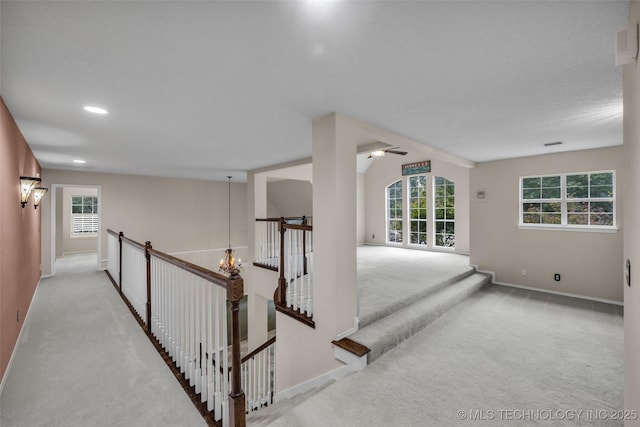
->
xmin=357 ymin=245 xmax=474 ymax=327
xmin=268 ymin=285 xmax=624 ymax=427
xmin=0 ymin=253 xmax=206 ymax=427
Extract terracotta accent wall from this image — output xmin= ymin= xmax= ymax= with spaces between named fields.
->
xmin=0 ymin=97 xmax=42 ymax=382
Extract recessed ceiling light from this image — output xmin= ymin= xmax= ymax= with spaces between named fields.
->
xmin=83 ymin=106 xmax=108 ymax=115
xmin=73 ymin=159 xmax=86 ymax=164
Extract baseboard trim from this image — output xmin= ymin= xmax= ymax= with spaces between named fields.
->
xmin=274 ymin=363 xmax=353 ymax=403
xmin=335 ymin=317 xmax=359 ymax=340
xmin=0 ymin=279 xmax=41 ymax=397
xmin=472 ymin=266 xmax=623 ymax=306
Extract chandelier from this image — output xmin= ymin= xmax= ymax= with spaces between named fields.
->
xmin=219 ymin=176 xmax=242 ymax=278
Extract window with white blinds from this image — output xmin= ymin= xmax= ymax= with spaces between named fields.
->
xmin=71 ymin=196 xmax=98 ymax=236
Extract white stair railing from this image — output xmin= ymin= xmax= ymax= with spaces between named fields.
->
xmin=107 ymin=230 xmax=120 ymax=286
xmin=242 ymin=337 xmax=276 ymax=414
xmin=283 ymin=226 xmax=313 ymax=317
xmin=121 ymin=237 xmax=147 ymax=324
xmin=150 ymin=255 xmax=230 ymax=423
xmin=255 ymin=219 xmax=280 ymax=269
xmin=105 ymin=229 xmax=246 ymax=427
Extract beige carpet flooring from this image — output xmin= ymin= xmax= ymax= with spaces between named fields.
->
xmin=0 ymin=253 xmax=206 ymax=427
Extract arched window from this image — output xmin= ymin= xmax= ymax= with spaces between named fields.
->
xmin=434 ymin=177 xmax=455 ymax=248
xmin=409 ymin=175 xmax=427 ymax=245
xmin=386 ymin=180 xmax=403 ymax=243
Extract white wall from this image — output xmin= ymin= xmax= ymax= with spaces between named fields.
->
xmin=364 ymin=153 xmax=470 ymax=254
xmin=624 ymin=1 xmax=640 ymax=422
xmin=470 ymin=147 xmax=623 ymax=303
xmin=357 ymin=173 xmax=365 ymax=244
xmin=40 ymin=169 xmax=247 ymax=276
xmin=266 ymin=179 xmax=312 ymax=218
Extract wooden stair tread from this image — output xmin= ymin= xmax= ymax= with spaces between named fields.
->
xmin=331 ymin=338 xmax=370 ymax=357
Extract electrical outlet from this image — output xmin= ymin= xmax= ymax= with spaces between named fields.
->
xmin=17 ymin=310 xmax=20 ymax=322
xmin=372 ymin=234 xmax=375 ymax=239
xmin=554 ymin=273 xmax=561 ymax=282
xmin=521 ymin=269 xmax=526 ymax=276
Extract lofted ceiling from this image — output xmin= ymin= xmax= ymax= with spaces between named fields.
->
xmin=0 ymin=1 xmax=629 ymax=182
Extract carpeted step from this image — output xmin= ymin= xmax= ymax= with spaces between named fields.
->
xmin=358 ymin=267 xmax=476 ymax=328
xmin=350 ymin=272 xmax=491 ymax=363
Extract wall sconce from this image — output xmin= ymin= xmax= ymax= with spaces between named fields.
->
xmin=19 ymin=176 xmax=41 ymax=208
xmin=32 ymin=187 xmax=48 ymax=209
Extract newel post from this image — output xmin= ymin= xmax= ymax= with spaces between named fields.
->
xmin=145 ymin=241 xmax=152 ymax=330
xmin=275 ymin=217 xmax=287 ymax=305
xmin=228 ymin=275 xmax=246 ymax=427
xmin=302 ymin=216 xmax=308 ymax=276
xmin=118 ymin=232 xmax=124 ymax=295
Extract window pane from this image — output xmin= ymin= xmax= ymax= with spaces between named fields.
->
xmin=567 ymin=174 xmax=588 ymax=187
xmin=435 ymin=186 xmax=444 ymax=197
xmin=445 ymin=222 xmax=455 ymax=234
xmin=541 ymin=176 xmax=560 ymax=187
xmin=418 ymin=221 xmax=426 ymax=233
xmin=523 ymin=189 xmax=540 ymax=199
xmin=566 ymin=186 xmax=588 ymax=199
xmin=445 ymin=196 xmax=454 ymax=207
xmin=435 ymin=235 xmax=444 ymax=246
xmin=72 ymin=196 xmax=83 ymax=205
xmin=410 ymin=233 xmax=419 ymax=244
xmin=434 ymin=176 xmax=444 ymax=186
xmin=419 ymin=208 xmax=427 ymax=219
xmin=567 ymin=202 xmax=588 ymax=213
xmin=541 ymin=213 xmax=561 ymax=224
xmin=568 ymin=214 xmax=588 ymax=225
xmin=522 ymin=177 xmax=541 ymax=189
xmin=590 ymin=173 xmax=612 ymax=186
xmin=435 ymin=196 xmax=445 ymax=208
xmin=541 ymin=188 xmax=561 ymax=199
xmin=446 ymin=185 xmax=455 ymax=197
xmin=410 ymin=222 xmax=418 ymax=232
xmin=591 ymin=201 xmax=613 ymax=213
xmin=445 ymin=208 xmax=455 ymax=220
xmin=523 ymin=203 xmax=540 ymax=213
xmin=591 ymin=213 xmax=613 ymax=226
xmin=541 ymin=202 xmax=560 ymax=213
xmin=523 ymin=213 xmax=540 ymax=224
xmin=590 ymin=185 xmax=613 ymax=198
xmin=435 ymin=208 xmax=444 ymax=220
xmin=72 ymin=206 xmax=82 ymax=214
xmin=435 ymin=222 xmax=444 ymax=233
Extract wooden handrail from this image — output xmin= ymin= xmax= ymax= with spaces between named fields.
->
xmin=105 ymin=229 xmax=246 ymax=426
xmin=121 ymin=235 xmax=146 ymax=250
xmin=256 ymin=216 xmax=311 ymax=222
xmin=282 ymin=223 xmax=313 ymax=232
xmin=241 ymin=336 xmax=276 ymax=364
xmin=148 ymin=247 xmax=230 ymax=290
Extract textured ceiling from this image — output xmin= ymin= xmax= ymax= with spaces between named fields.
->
xmin=0 ymin=1 xmax=628 ymax=182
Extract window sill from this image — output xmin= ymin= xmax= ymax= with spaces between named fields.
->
xmin=518 ymin=224 xmax=619 ymax=233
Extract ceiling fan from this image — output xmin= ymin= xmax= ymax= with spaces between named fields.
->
xmin=368 ymin=147 xmax=408 ymax=159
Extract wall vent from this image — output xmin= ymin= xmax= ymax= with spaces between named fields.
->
xmin=544 ymin=141 xmax=563 ymax=147
xmin=616 ymin=23 xmax=639 ymax=66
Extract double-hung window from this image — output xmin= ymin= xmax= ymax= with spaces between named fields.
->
xmin=71 ymin=196 xmax=98 ymax=236
xmin=386 ymin=180 xmax=403 ymax=243
xmin=520 ymin=171 xmax=615 ymax=229
xmin=409 ymin=176 xmax=427 ymax=245
xmin=434 ymin=177 xmax=455 ymax=247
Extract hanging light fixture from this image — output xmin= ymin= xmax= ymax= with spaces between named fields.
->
xmin=19 ymin=176 xmax=41 ymax=208
xmin=32 ymin=187 xmax=48 ymax=209
xmin=219 ymin=176 xmax=242 ymax=277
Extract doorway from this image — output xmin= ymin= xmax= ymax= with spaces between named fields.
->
xmin=49 ymin=184 xmax=102 ymax=276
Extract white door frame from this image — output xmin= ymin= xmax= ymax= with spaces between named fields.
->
xmin=49 ymin=184 xmax=102 ymax=276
